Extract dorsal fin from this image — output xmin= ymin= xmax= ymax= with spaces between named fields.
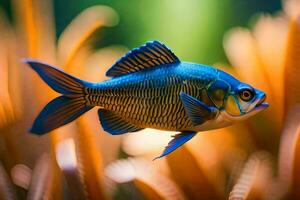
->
xmin=106 ymin=41 xmax=180 ymax=77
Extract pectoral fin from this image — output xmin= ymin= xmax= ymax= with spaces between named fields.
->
xmin=153 ymin=131 xmax=196 ymax=160
xmin=180 ymin=92 xmax=218 ymax=125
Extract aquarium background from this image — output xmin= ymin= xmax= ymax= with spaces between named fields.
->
xmin=0 ymin=0 xmax=299 ymax=199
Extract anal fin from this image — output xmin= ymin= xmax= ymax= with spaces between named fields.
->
xmin=154 ymin=131 xmax=196 ymax=160
xmin=98 ymin=109 xmax=143 ymax=135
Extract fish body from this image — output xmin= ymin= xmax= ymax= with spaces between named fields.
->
xmin=25 ymin=41 xmax=268 ymax=159
xmin=88 ymin=62 xmax=217 ymax=132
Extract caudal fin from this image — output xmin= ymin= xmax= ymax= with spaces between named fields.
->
xmin=24 ymin=59 xmax=93 ymax=135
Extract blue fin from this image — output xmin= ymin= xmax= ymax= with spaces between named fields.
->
xmin=98 ymin=109 xmax=143 ymax=135
xmin=154 ymin=131 xmax=196 ymax=160
xmin=24 ymin=59 xmax=88 ymax=95
xmin=180 ymin=92 xmax=218 ymax=125
xmin=24 ymin=59 xmax=94 ymax=135
xmin=31 ymin=96 xmax=93 ymax=135
xmin=106 ymin=40 xmax=180 ymax=77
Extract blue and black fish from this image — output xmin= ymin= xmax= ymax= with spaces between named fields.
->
xmin=25 ymin=41 xmax=268 ymax=159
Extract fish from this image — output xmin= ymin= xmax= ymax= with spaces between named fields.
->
xmin=24 ymin=40 xmax=269 ymax=159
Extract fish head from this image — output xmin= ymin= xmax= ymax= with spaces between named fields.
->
xmin=207 ymin=71 xmax=269 ymax=122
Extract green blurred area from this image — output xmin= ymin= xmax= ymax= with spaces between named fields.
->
xmin=0 ymin=0 xmax=281 ymax=64
xmin=53 ymin=0 xmax=281 ymax=64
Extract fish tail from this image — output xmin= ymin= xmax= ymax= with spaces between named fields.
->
xmin=24 ymin=59 xmax=93 ymax=135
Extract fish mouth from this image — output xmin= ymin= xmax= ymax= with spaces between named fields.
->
xmin=253 ymin=95 xmax=269 ymax=111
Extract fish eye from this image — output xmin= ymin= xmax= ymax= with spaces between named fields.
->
xmin=239 ymin=89 xmax=254 ymax=102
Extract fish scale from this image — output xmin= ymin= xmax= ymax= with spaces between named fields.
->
xmin=87 ymin=74 xmax=207 ymax=130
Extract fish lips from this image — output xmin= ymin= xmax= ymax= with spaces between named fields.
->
xmin=251 ymin=92 xmax=269 ymax=112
